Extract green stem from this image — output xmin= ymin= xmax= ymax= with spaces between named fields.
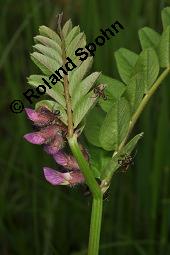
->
xmin=88 ymin=197 xmax=103 ymax=255
xmin=68 ymin=134 xmax=102 ymax=199
xmin=68 ymin=134 xmax=103 ymax=255
xmin=118 ymin=68 xmax=170 ymax=151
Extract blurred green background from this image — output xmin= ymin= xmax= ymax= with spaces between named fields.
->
xmin=1 ymin=0 xmax=170 ymax=254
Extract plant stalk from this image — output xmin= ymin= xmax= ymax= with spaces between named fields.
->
xmin=88 ymin=197 xmax=103 ymax=255
xmin=68 ymin=134 xmax=102 ymax=199
xmin=68 ymin=134 xmax=103 ymax=255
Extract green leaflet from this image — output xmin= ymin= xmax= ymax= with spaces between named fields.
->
xmin=29 ymin=18 xmax=99 ymax=130
xmin=159 ymin=26 xmax=170 ymax=68
xmin=62 ymin=19 xmax=73 ymax=37
xmin=28 ymin=75 xmax=66 ymax=108
xmin=65 ymin=25 xmax=81 ymax=45
xmin=121 ymin=132 xmax=144 ymax=154
xmin=35 ymin=100 xmax=67 ymax=125
xmin=34 ymin=35 xmax=62 ymax=57
xmin=84 ymin=106 xmax=106 ymax=147
xmin=39 ymin=25 xmax=61 ymax=45
xmin=97 ymin=74 xmax=126 ymax=112
xmin=66 ymin=32 xmax=86 ymax=59
xmin=125 ymin=73 xmax=145 ymax=113
xmin=30 ymin=52 xmax=61 ymax=75
xmin=73 ymin=91 xmax=97 ymax=128
xmin=33 ymin=44 xmax=62 ymax=65
xmin=99 ymin=97 xmax=131 ymax=151
xmin=114 ymin=48 xmax=138 ymax=84
xmin=100 ymin=133 xmax=143 ymax=180
xmin=72 ymin=72 xmax=100 ymax=109
xmin=138 ymin=27 xmax=160 ymax=50
xmin=133 ymin=48 xmax=159 ymax=91
xmin=161 ymin=7 xmax=170 ymax=30
xmin=69 ymin=57 xmax=93 ymax=95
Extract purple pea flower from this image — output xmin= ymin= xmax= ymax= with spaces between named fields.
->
xmin=53 ymin=145 xmax=89 ymax=170
xmin=44 ymin=134 xmax=65 ymax=155
xmin=24 ymin=125 xmax=61 ymax=144
xmin=43 ymin=167 xmax=84 ymax=186
xmin=25 ymin=107 xmax=54 ymax=128
xmin=53 ymin=152 xmax=79 ymax=170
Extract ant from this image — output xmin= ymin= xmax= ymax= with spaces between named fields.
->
xmin=93 ymin=84 xmax=107 ymax=100
xmin=118 ymin=153 xmax=136 ymax=172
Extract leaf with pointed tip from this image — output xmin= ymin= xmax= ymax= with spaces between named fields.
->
xmin=159 ymin=26 xmax=170 ymax=67
xmin=161 ymin=7 xmax=170 ymax=30
xmin=35 ymin=100 xmax=67 ymax=125
xmin=73 ymin=91 xmax=97 ymax=128
xmin=84 ymin=106 xmax=106 ymax=147
xmin=99 ymin=97 xmax=131 ymax=151
xmin=133 ymin=48 xmax=159 ymax=91
xmin=115 ymin=48 xmax=138 ymax=84
xmin=138 ymin=27 xmax=160 ymax=50
xmin=121 ymin=132 xmax=144 ymax=154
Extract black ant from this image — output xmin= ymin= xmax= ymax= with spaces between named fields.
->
xmin=118 ymin=153 xmax=136 ymax=172
xmin=93 ymin=84 xmax=107 ymax=100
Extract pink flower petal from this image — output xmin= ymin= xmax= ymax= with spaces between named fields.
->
xmin=43 ymin=167 xmax=71 ymax=185
xmin=25 ymin=108 xmax=40 ymax=122
xmin=53 ymin=152 xmax=79 ymax=170
xmin=43 ymin=167 xmax=85 ymax=186
xmin=44 ymin=134 xmax=64 ymax=155
xmin=69 ymin=170 xmax=85 ymax=185
xmin=24 ymin=133 xmax=45 ymax=144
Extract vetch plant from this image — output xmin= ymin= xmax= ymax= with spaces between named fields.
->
xmin=24 ymin=9 xmax=170 ymax=255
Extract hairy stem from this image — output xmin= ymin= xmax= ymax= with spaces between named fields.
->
xmin=58 ymin=13 xmax=74 ymax=138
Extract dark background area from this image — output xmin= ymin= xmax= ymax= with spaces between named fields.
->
xmin=1 ymin=0 xmax=170 ymax=254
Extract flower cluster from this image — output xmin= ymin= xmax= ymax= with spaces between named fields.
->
xmin=24 ymin=106 xmax=88 ymax=186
